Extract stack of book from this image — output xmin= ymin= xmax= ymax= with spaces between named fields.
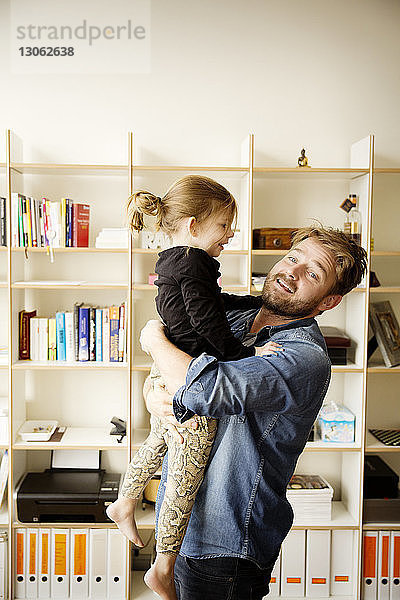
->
xmin=10 ymin=194 xmax=90 ymax=248
xmin=95 ymin=228 xmax=129 ymax=248
xmin=287 ymin=474 xmax=334 ymax=521
xmin=19 ymin=302 xmax=127 ymax=363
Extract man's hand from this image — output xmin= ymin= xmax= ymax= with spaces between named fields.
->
xmin=144 ymin=379 xmax=197 ymax=444
xmin=140 ymin=319 xmax=166 ymax=355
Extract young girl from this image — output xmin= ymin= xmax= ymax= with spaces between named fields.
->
xmin=107 ymin=175 xmax=281 ymax=600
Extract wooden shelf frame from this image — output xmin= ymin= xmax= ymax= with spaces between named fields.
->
xmin=2 ymin=130 xmax=391 ymax=600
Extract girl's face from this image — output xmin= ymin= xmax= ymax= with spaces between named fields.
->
xmin=193 ymin=209 xmax=235 ymax=257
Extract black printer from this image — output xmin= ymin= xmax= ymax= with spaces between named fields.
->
xmin=16 ymin=469 xmax=121 ymax=523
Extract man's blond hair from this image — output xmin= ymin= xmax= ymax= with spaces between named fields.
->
xmin=290 ymin=226 xmax=368 ymax=296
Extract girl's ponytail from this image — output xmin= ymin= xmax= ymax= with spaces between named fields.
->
xmin=127 ymin=191 xmax=163 ymax=232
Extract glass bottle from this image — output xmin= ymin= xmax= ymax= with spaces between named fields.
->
xmin=348 ymin=195 xmax=362 ymax=245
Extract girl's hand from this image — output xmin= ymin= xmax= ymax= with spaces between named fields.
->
xmin=140 ymin=319 xmax=166 ymax=354
xmin=255 ymin=341 xmax=284 ymax=357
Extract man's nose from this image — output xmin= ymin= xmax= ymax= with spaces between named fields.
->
xmin=227 ymin=228 xmax=234 ymax=239
xmin=286 ymin=264 xmax=300 ymax=279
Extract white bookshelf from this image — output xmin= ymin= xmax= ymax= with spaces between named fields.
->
xmin=2 ymin=130 xmax=396 ymax=600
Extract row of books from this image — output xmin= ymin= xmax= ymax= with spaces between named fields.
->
xmin=9 ymin=194 xmax=90 ymax=248
xmin=19 ymin=302 xmax=127 ymax=363
xmin=15 ymin=528 xmax=126 ymax=599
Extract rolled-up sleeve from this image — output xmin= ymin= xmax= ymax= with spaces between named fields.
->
xmin=173 ymin=339 xmax=331 ymax=423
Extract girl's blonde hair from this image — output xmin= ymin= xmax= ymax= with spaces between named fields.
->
xmin=127 ymin=175 xmax=237 ymax=236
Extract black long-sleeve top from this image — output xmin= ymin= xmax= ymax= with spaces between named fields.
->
xmin=154 ymin=246 xmax=263 ymax=361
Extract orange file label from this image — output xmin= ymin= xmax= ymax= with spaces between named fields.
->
xmin=335 ymin=575 xmax=349 ymax=582
xmin=41 ymin=533 xmax=49 ymax=574
xmin=270 ymin=577 xmax=276 ymax=584
xmin=74 ymin=534 xmax=87 ymax=575
xmin=16 ymin=533 xmax=24 ymax=574
xmin=312 ymin=578 xmax=326 ymax=584
xmin=29 ymin=533 xmax=37 ymax=574
xmin=395 ymin=536 xmax=400 ymax=578
xmin=364 ymin=536 xmax=377 ymax=578
xmin=382 ymin=534 xmax=390 ymax=577
xmin=54 ymin=534 xmax=67 ymax=575
xmin=287 ymin=577 xmax=301 ymax=583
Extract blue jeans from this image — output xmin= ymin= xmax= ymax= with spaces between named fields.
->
xmin=174 ymin=555 xmax=272 ymax=600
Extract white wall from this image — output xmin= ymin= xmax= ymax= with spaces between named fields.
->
xmin=0 ymin=0 xmax=400 ymax=165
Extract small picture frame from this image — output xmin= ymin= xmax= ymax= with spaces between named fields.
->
xmin=369 ymin=301 xmax=400 ymax=367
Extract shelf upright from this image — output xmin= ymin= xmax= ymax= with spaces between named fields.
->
xmin=242 ymin=134 xmax=254 ymax=292
xmin=349 ymin=134 xmax=375 ymax=600
xmin=6 ymin=128 xmax=16 ymax=600
xmin=127 ymin=131 xmax=134 ymax=600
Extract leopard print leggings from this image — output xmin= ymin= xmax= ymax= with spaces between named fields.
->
xmin=120 ymin=373 xmax=217 ymax=554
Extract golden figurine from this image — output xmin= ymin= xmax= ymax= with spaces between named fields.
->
xmin=297 ymin=148 xmax=310 ymax=168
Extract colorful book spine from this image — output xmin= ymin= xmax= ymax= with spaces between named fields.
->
xmin=19 ymin=310 xmax=37 ymax=360
xmin=29 ymin=197 xmax=37 ymax=247
xmin=18 ymin=194 xmax=24 ymax=247
xmin=72 ymin=203 xmax=90 ymax=247
xmin=38 ymin=200 xmax=45 ymax=247
xmin=102 ymin=308 xmax=110 ymax=363
xmin=109 ymin=306 xmax=119 ymax=362
xmin=118 ymin=303 xmax=125 ymax=362
xmin=89 ymin=307 xmax=96 ymax=361
xmin=48 ymin=318 xmax=57 ymax=360
xmin=95 ymin=309 xmax=103 ymax=362
xmin=55 ymin=312 xmax=66 ymax=361
xmin=65 ymin=312 xmax=74 ymax=363
xmin=78 ymin=307 xmax=90 ymax=361
xmin=68 ymin=200 xmax=73 ymax=247
xmin=74 ymin=302 xmax=83 ymax=361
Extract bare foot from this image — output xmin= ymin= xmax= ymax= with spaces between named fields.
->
xmin=144 ymin=554 xmax=177 ymax=600
xmin=106 ymin=497 xmax=144 ymax=547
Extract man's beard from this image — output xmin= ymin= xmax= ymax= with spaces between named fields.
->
xmin=261 ymin=273 xmax=324 ymax=319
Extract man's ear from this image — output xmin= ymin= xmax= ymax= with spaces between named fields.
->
xmin=317 ymin=294 xmax=342 ymax=313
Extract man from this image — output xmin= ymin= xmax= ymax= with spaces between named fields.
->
xmin=140 ymin=226 xmax=367 ymax=600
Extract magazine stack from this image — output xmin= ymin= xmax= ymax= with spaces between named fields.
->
xmin=286 ymin=474 xmax=334 ymax=521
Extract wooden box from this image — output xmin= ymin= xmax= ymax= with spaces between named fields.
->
xmin=253 ymin=227 xmax=297 ymax=250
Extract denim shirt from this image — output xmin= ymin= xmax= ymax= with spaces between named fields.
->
xmin=156 ymin=309 xmax=331 ymax=569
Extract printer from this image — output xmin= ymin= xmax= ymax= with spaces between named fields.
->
xmin=16 ymin=450 xmax=121 ymax=523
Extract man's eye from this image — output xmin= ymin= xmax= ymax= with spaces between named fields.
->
xmin=309 ymin=271 xmax=318 ymax=280
xmin=288 ymin=256 xmax=296 ymax=263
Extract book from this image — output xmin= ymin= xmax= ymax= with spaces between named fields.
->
xmin=95 ymin=308 xmax=103 ymax=362
xmin=30 ymin=317 xmax=40 ymax=361
xmin=48 ymin=318 xmax=56 ymax=360
xmin=38 ymin=318 xmax=49 ymax=361
xmin=26 ymin=197 xmax=32 ymax=247
xmin=118 ymin=302 xmax=125 ymax=362
xmin=22 ymin=195 xmax=28 ymax=246
xmin=64 ymin=312 xmax=74 ymax=362
xmin=0 ymin=198 xmax=6 ymax=247
xmin=0 ymin=450 xmax=8 ymax=508
xmin=72 ymin=203 xmax=90 ymax=247
xmin=78 ymin=306 xmax=90 ymax=361
xmin=55 ymin=312 xmax=66 ymax=361
xmin=102 ymin=308 xmax=110 ymax=363
xmin=370 ymin=301 xmax=400 ymax=367
xmin=109 ymin=306 xmax=119 ymax=362
xmin=11 ymin=192 xmax=20 ymax=247
xmin=73 ymin=302 xmax=83 ymax=361
xmin=89 ymin=307 xmax=96 ymax=361
xmin=19 ymin=310 xmax=37 ymax=360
